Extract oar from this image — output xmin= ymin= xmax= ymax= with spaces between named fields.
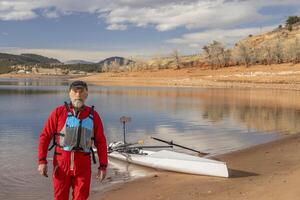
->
xmin=151 ymin=137 xmax=209 ymax=156
xmin=131 ymin=145 xmax=173 ymax=149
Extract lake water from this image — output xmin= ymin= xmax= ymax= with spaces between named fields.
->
xmin=0 ymin=78 xmax=299 ymax=200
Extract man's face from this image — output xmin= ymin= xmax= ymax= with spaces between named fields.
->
xmin=69 ymin=88 xmax=88 ymax=108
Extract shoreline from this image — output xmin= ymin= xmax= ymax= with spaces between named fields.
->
xmin=79 ymin=63 xmax=300 ymax=91
xmin=93 ymin=133 xmax=300 ymax=200
xmin=1 ymin=63 xmax=300 ymax=91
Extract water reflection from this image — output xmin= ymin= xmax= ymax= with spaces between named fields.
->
xmin=200 ymin=89 xmax=300 ymax=134
xmin=0 ymin=78 xmax=69 ymax=86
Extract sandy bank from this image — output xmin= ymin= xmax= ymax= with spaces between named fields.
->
xmin=93 ymin=133 xmax=300 ymax=200
xmin=78 ymin=63 xmax=300 ymax=90
xmin=1 ymin=63 xmax=300 ymax=90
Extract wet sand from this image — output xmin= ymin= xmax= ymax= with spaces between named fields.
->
xmin=93 ymin=133 xmax=300 ymax=200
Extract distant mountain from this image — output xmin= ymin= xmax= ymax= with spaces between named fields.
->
xmin=98 ymin=56 xmax=134 ymax=67
xmin=0 ymin=52 xmax=61 ymax=66
xmin=64 ymin=60 xmax=95 ymax=65
xmin=20 ymin=53 xmax=61 ymax=64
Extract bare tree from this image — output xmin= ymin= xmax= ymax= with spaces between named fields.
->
xmin=223 ymin=49 xmax=231 ymax=67
xmin=237 ymin=43 xmax=252 ymax=67
xmin=260 ymin=45 xmax=273 ymax=65
xmin=252 ymin=46 xmax=262 ymax=65
xmin=203 ymin=41 xmax=229 ymax=69
xmin=110 ymin=60 xmax=121 ymax=72
xmin=172 ymin=49 xmax=181 ymax=69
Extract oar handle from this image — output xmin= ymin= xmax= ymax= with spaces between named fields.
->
xmin=134 ymin=145 xmax=173 ymax=149
xmin=151 ymin=137 xmax=209 ymax=156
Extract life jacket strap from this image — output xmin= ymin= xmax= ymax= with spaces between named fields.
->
xmin=48 ymin=132 xmax=57 ymax=151
xmin=64 ymin=101 xmax=73 ymax=116
xmin=90 ymin=147 xmax=97 ymax=164
xmin=48 ymin=133 xmax=64 ymax=151
xmin=89 ymin=106 xmax=94 ymax=120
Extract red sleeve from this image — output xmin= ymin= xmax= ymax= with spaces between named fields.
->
xmin=93 ymin=111 xmax=108 ymax=170
xmin=38 ymin=107 xmax=59 ymax=165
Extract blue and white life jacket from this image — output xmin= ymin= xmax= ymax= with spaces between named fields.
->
xmin=58 ymin=102 xmax=95 ymax=153
xmin=49 ymin=102 xmax=95 ymax=153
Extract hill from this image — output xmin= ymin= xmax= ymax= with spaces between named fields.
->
xmin=0 ymin=53 xmax=61 ymax=66
xmin=235 ymin=23 xmax=300 ymax=49
xmin=20 ymin=53 xmax=61 ymax=64
xmin=143 ymin=21 xmax=300 ymax=70
xmin=0 ymin=53 xmax=135 ymax=74
xmin=231 ymin=22 xmax=300 ymax=66
xmin=98 ymin=56 xmax=134 ymax=67
xmin=0 ymin=53 xmax=61 ymax=73
xmin=64 ymin=60 xmax=95 ymax=65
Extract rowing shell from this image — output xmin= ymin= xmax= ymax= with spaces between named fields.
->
xmin=108 ymin=149 xmax=229 ymax=178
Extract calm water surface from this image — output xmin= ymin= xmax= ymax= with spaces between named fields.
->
xmin=0 ymin=79 xmax=299 ymax=200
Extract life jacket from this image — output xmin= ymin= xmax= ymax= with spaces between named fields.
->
xmin=49 ymin=102 xmax=97 ymax=163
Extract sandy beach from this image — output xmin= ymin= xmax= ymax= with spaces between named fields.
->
xmin=78 ymin=63 xmax=300 ymax=90
xmin=92 ymin=133 xmax=300 ymax=200
xmin=1 ymin=63 xmax=300 ymax=90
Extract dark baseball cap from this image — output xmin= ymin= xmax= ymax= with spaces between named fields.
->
xmin=69 ymin=80 xmax=88 ymax=91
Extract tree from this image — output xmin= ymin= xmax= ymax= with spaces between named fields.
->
xmin=286 ymin=16 xmax=300 ymax=26
xmin=172 ymin=49 xmax=181 ymax=70
xmin=202 ymin=41 xmax=229 ymax=69
xmin=237 ymin=43 xmax=252 ymax=67
xmin=262 ymin=45 xmax=273 ymax=65
xmin=287 ymin=24 xmax=293 ymax=32
xmin=223 ymin=49 xmax=231 ymax=67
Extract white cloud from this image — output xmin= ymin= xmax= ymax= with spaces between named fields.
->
xmin=0 ymin=1 xmax=39 ymax=20
xmin=42 ymin=9 xmax=60 ymax=19
xmin=166 ymin=25 xmax=277 ymax=48
xmin=102 ymin=1 xmax=264 ymax=31
xmin=106 ymin=23 xmax=127 ymax=31
xmin=1 ymin=0 xmax=300 ymax=31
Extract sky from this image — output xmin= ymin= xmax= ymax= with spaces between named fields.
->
xmin=0 ymin=0 xmax=300 ymax=62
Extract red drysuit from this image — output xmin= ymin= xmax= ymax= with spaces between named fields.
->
xmin=38 ymin=104 xmax=108 ymax=200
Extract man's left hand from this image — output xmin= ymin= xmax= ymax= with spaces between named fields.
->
xmin=96 ymin=169 xmax=106 ymax=182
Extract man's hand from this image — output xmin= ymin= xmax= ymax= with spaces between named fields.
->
xmin=38 ymin=164 xmax=48 ymax=177
xmin=96 ymin=169 xmax=106 ymax=182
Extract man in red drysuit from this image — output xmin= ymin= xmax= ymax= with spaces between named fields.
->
xmin=38 ymin=80 xmax=108 ymax=200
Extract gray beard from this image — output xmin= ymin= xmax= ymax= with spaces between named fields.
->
xmin=73 ymin=99 xmax=84 ymax=108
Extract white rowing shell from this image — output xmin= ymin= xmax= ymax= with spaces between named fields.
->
xmin=108 ymin=149 xmax=229 ymax=178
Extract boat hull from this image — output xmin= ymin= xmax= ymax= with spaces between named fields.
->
xmin=108 ymin=150 xmax=229 ymax=178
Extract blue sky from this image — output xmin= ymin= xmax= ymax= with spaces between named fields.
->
xmin=0 ymin=0 xmax=300 ymax=62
